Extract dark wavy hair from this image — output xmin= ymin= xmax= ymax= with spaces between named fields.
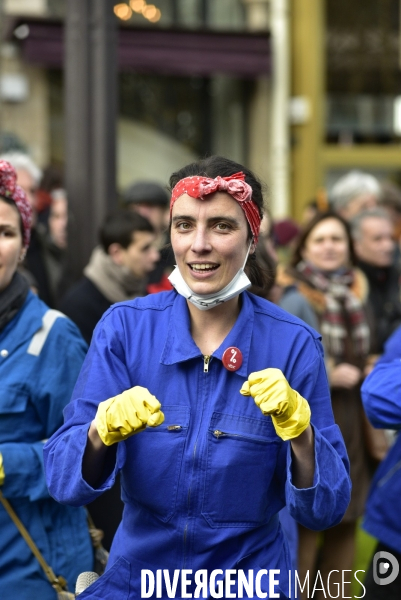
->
xmin=100 ymin=210 xmax=154 ymax=252
xmin=169 ymin=156 xmax=271 ymax=290
xmin=289 ymin=210 xmax=357 ymax=268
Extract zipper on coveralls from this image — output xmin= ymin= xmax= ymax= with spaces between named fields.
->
xmin=183 ymin=355 xmax=211 ymax=565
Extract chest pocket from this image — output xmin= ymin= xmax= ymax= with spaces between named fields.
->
xmin=121 ymin=405 xmax=190 ymax=522
xmin=0 ymin=385 xmax=30 ymax=442
xmin=202 ymin=412 xmax=281 ymax=528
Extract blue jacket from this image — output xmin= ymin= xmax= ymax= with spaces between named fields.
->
xmin=0 ymin=291 xmax=93 ymax=599
xmin=44 ymin=291 xmax=351 ymax=599
xmin=361 ymin=326 xmax=401 ymax=553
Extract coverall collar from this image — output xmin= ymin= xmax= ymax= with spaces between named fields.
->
xmin=160 ymin=291 xmax=254 ymax=377
xmin=0 ymin=292 xmax=42 ymax=351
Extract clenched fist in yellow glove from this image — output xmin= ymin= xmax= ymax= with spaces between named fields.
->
xmin=95 ymin=386 xmax=164 ymax=446
xmin=240 ymin=368 xmax=311 ymax=441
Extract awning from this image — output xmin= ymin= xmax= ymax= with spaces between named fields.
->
xmin=8 ymin=18 xmax=270 ymax=78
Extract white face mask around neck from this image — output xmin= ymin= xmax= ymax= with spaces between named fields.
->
xmin=168 ymin=242 xmax=253 ymax=311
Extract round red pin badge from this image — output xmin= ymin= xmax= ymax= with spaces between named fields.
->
xmin=222 ymin=347 xmax=243 ymax=372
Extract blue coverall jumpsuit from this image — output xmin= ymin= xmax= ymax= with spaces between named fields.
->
xmin=44 ymin=291 xmax=351 ymax=599
xmin=0 ymin=291 xmax=93 ymax=599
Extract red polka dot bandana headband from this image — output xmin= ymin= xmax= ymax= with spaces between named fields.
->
xmin=0 ymin=159 xmax=33 ymax=248
xmin=170 ymin=171 xmax=261 ymax=243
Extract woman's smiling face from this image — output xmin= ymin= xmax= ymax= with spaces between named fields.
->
xmin=301 ymin=217 xmax=350 ymax=272
xmin=171 ymin=191 xmax=251 ymax=296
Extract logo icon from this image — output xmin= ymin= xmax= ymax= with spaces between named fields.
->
xmin=373 ymin=551 xmax=400 ymax=586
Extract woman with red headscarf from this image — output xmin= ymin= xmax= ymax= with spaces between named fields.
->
xmin=0 ymin=160 xmax=93 ymax=599
xmin=44 ymin=156 xmax=351 ymax=599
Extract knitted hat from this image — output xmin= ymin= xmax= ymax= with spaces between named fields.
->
xmin=273 ymin=219 xmax=300 ymax=247
xmin=123 ymin=181 xmax=169 ymax=207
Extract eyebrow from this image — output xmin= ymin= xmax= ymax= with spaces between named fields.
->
xmin=172 ymin=215 xmax=241 ymax=226
xmin=0 ymin=223 xmax=18 ymax=230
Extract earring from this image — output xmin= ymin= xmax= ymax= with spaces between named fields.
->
xmin=19 ymin=252 xmax=26 ymax=263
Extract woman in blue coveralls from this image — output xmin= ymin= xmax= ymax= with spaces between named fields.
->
xmin=0 ymin=160 xmax=93 ymax=599
xmin=44 ymin=156 xmax=351 ymax=599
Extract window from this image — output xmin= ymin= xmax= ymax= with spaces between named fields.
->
xmin=326 ymin=0 xmax=401 ymax=144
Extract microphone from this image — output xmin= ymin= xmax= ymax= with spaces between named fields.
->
xmin=75 ymin=571 xmax=99 ymax=595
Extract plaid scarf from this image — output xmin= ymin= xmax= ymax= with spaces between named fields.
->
xmin=296 ymin=261 xmax=370 ymax=358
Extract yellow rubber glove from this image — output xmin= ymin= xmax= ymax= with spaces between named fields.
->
xmin=240 ymin=368 xmax=311 ymax=441
xmin=0 ymin=452 xmax=5 ymax=486
xmin=95 ymin=386 xmax=164 ymax=446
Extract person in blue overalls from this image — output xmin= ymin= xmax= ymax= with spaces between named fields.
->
xmin=0 ymin=159 xmax=93 ymax=599
xmin=44 ymin=156 xmax=351 ymax=599
xmin=361 ymin=325 xmax=401 ymax=599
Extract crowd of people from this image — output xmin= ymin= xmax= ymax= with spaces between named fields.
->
xmin=1 ymin=152 xmax=401 ymax=599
